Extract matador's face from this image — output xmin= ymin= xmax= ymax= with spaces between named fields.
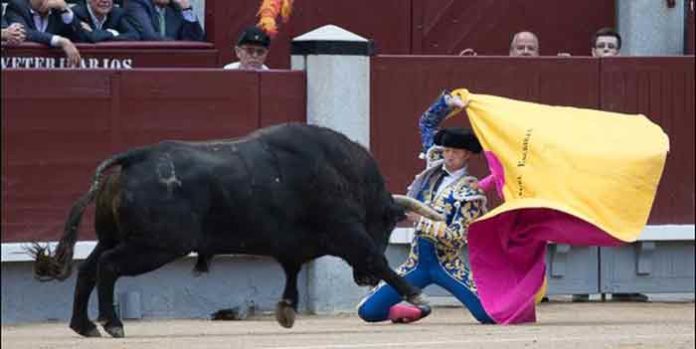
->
xmin=442 ymin=147 xmax=471 ymax=173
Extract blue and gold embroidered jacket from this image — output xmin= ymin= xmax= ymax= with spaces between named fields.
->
xmin=397 ymin=91 xmax=488 ymax=286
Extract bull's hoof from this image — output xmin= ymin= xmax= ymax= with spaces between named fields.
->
xmin=407 ymin=293 xmax=429 ymax=306
xmin=84 ymin=327 xmax=102 ymax=337
xmin=275 ymin=300 xmax=296 ymax=328
xmin=70 ymin=321 xmax=101 ymax=337
xmin=103 ymin=325 xmax=125 ymax=338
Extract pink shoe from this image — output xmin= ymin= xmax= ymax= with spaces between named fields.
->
xmin=388 ymin=304 xmax=432 ymax=324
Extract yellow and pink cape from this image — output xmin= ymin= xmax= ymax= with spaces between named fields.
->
xmin=449 ymin=88 xmax=669 ymax=324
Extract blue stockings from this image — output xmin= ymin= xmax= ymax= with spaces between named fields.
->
xmin=358 ymin=238 xmax=494 ymax=324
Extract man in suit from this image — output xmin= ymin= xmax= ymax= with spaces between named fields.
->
xmin=2 ymin=13 xmax=27 ymax=45
xmin=125 ymin=0 xmax=204 ymax=41
xmin=4 ymin=0 xmax=81 ymax=66
xmin=72 ymin=0 xmax=139 ymax=42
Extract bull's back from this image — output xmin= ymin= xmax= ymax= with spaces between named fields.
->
xmin=107 ymin=124 xmax=390 ymax=255
xmin=254 ymin=123 xmax=379 ymax=182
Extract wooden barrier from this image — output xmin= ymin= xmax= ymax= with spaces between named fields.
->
xmin=1 ymin=57 xmax=693 ymax=243
xmin=600 ymin=57 xmax=695 ymax=224
xmin=1 ymin=42 xmax=218 ymax=68
xmin=1 ymin=69 xmax=305 ymax=242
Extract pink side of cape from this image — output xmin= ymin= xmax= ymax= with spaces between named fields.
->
xmin=479 ymin=151 xmax=505 ymax=198
xmin=468 ymin=208 xmax=624 ymax=324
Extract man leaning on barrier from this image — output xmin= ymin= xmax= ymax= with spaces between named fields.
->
xmin=2 ymin=12 xmax=26 ymax=45
xmin=4 ymin=0 xmax=81 ymax=66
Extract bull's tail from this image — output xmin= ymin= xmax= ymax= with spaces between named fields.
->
xmin=27 ymin=149 xmax=146 ymax=281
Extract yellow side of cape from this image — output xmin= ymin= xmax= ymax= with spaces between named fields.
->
xmin=450 ymin=89 xmax=669 ymax=242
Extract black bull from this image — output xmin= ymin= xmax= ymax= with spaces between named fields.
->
xmin=29 ymin=123 xmax=442 ymax=338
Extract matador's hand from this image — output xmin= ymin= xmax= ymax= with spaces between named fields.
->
xmin=405 ymin=212 xmax=422 ymax=224
xmin=444 ymin=93 xmax=467 ymax=109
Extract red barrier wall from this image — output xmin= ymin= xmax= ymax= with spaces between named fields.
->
xmin=371 ymin=56 xmax=695 ymax=225
xmin=600 ymin=57 xmax=695 ymax=224
xmin=1 ymin=42 xmax=218 ymax=68
xmin=2 ymin=57 xmax=693 ymax=243
xmin=1 ymin=69 xmax=305 ymax=242
xmin=411 ymin=0 xmax=614 ymax=56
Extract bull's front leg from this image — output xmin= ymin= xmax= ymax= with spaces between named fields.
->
xmin=365 ymin=256 xmax=428 ymax=306
xmin=275 ymin=261 xmax=301 ymax=328
xmin=331 ymin=225 xmax=429 ymax=307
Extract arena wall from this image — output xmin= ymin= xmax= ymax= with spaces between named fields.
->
xmin=2 ymin=56 xmax=693 ymax=324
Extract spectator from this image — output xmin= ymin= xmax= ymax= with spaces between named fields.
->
xmin=224 ymin=26 xmax=270 ymax=70
xmin=592 ymin=27 xmax=622 ymax=57
xmin=4 ymin=0 xmax=81 ymax=66
xmin=73 ymin=0 xmax=140 ymax=42
xmin=509 ymin=31 xmax=539 ymax=57
xmin=125 ymin=0 xmax=204 ymax=41
xmin=2 ymin=14 xmax=26 ymax=45
xmin=574 ymin=27 xmax=647 ymax=304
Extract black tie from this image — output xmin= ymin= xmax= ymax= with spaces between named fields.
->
xmin=433 ymin=171 xmax=449 ymax=193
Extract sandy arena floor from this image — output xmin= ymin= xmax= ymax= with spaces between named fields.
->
xmin=2 ymin=301 xmax=694 ymax=349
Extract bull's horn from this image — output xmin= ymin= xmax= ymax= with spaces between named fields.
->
xmin=392 ymin=195 xmax=446 ymax=222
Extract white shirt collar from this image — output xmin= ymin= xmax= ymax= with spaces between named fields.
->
xmin=435 ymin=165 xmax=468 ymax=197
xmin=442 ymin=165 xmax=467 ymax=179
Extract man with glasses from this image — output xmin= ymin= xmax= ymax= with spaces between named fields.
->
xmin=582 ymin=27 xmax=648 ymax=304
xmin=224 ymin=26 xmax=270 ymax=70
xmin=592 ymin=27 xmax=621 ymax=57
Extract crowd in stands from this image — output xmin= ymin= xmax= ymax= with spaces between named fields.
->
xmin=1 ymin=0 xmax=625 ymax=69
xmin=460 ymin=28 xmax=622 ymax=59
xmin=1 ymin=0 xmax=204 ymax=66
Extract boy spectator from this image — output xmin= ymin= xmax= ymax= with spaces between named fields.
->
xmin=592 ymin=27 xmax=622 ymax=57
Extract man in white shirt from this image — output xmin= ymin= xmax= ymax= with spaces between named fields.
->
xmin=224 ymin=26 xmax=270 ymax=70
